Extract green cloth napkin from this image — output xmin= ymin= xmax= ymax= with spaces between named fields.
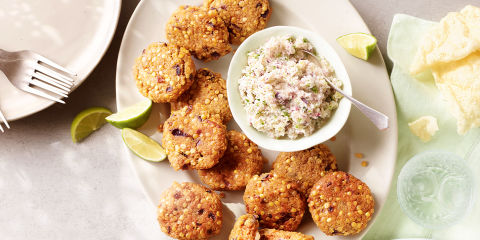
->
xmin=363 ymin=14 xmax=480 ymax=240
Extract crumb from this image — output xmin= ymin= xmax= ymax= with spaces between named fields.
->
xmin=354 ymin=153 xmax=364 ymax=159
xmin=408 ymin=116 xmax=438 ymax=142
xmin=158 ymin=123 xmax=164 ymax=132
xmin=361 ymin=161 xmax=368 ymax=167
xmin=219 ymin=192 xmax=226 ymax=198
xmin=330 ymin=136 xmax=336 ymax=141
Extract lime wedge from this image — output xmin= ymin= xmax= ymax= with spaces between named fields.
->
xmin=71 ymin=107 xmax=112 ymax=143
xmin=336 ymin=33 xmax=377 ymax=60
xmin=121 ymin=128 xmax=167 ymax=162
xmin=106 ymin=99 xmax=152 ymax=129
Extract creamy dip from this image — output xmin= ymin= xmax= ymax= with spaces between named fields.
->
xmin=238 ymin=35 xmax=342 ymax=139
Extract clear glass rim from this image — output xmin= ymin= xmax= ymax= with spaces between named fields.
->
xmin=396 ymin=150 xmax=476 ymax=229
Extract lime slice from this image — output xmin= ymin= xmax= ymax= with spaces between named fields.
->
xmin=121 ymin=128 xmax=167 ymax=162
xmin=71 ymin=107 xmax=112 ymax=143
xmin=106 ymin=99 xmax=152 ymax=129
xmin=336 ymin=33 xmax=377 ymax=60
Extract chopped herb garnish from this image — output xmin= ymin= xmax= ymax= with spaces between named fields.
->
xmin=311 ymin=86 xmax=319 ymax=93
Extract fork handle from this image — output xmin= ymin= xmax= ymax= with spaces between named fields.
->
xmin=0 ymin=49 xmax=16 ymax=60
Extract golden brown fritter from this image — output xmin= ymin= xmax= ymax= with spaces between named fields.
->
xmin=157 ymin=182 xmax=223 ymax=239
xmin=133 ymin=42 xmax=195 ymax=103
xmin=244 ymin=172 xmax=305 ymax=231
xmin=162 ymin=106 xmax=227 ymax=170
xmin=198 ymin=130 xmax=264 ymax=190
xmin=308 ymin=171 xmax=375 ymax=236
xmin=166 ymin=5 xmax=231 ymax=61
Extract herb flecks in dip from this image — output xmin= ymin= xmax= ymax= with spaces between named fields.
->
xmin=238 ymin=35 xmax=342 ymax=139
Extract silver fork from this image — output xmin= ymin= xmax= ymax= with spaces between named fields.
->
xmin=0 ymin=49 xmax=76 ymax=104
xmin=0 ymin=108 xmax=9 ymax=132
xmin=302 ymin=50 xmax=389 ymax=130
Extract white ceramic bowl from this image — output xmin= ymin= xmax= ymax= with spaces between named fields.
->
xmin=227 ymin=26 xmax=352 ymax=152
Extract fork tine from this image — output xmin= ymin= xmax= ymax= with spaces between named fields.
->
xmin=34 ymin=63 xmax=75 ymax=87
xmin=32 ymin=72 xmax=71 ymax=92
xmin=34 ymin=54 xmax=76 ymax=76
xmin=28 ymin=79 xmax=69 ymax=98
xmin=23 ymin=86 xmax=65 ymax=104
xmin=0 ymin=110 xmax=9 ymax=129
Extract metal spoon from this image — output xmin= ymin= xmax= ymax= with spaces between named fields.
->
xmin=302 ymin=50 xmax=389 ymax=130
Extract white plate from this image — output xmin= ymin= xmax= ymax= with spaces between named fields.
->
xmin=116 ymin=0 xmax=398 ymax=239
xmin=0 ymin=0 xmax=121 ymax=121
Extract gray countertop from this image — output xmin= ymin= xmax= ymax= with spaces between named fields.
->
xmin=0 ymin=0 xmax=472 ymax=239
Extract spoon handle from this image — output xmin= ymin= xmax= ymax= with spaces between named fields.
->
xmin=302 ymin=50 xmax=389 ymax=130
xmin=328 ymin=82 xmax=389 ymax=130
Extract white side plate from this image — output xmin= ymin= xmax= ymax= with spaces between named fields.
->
xmin=116 ymin=0 xmax=398 ymax=239
xmin=0 ymin=0 xmax=121 ymax=120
